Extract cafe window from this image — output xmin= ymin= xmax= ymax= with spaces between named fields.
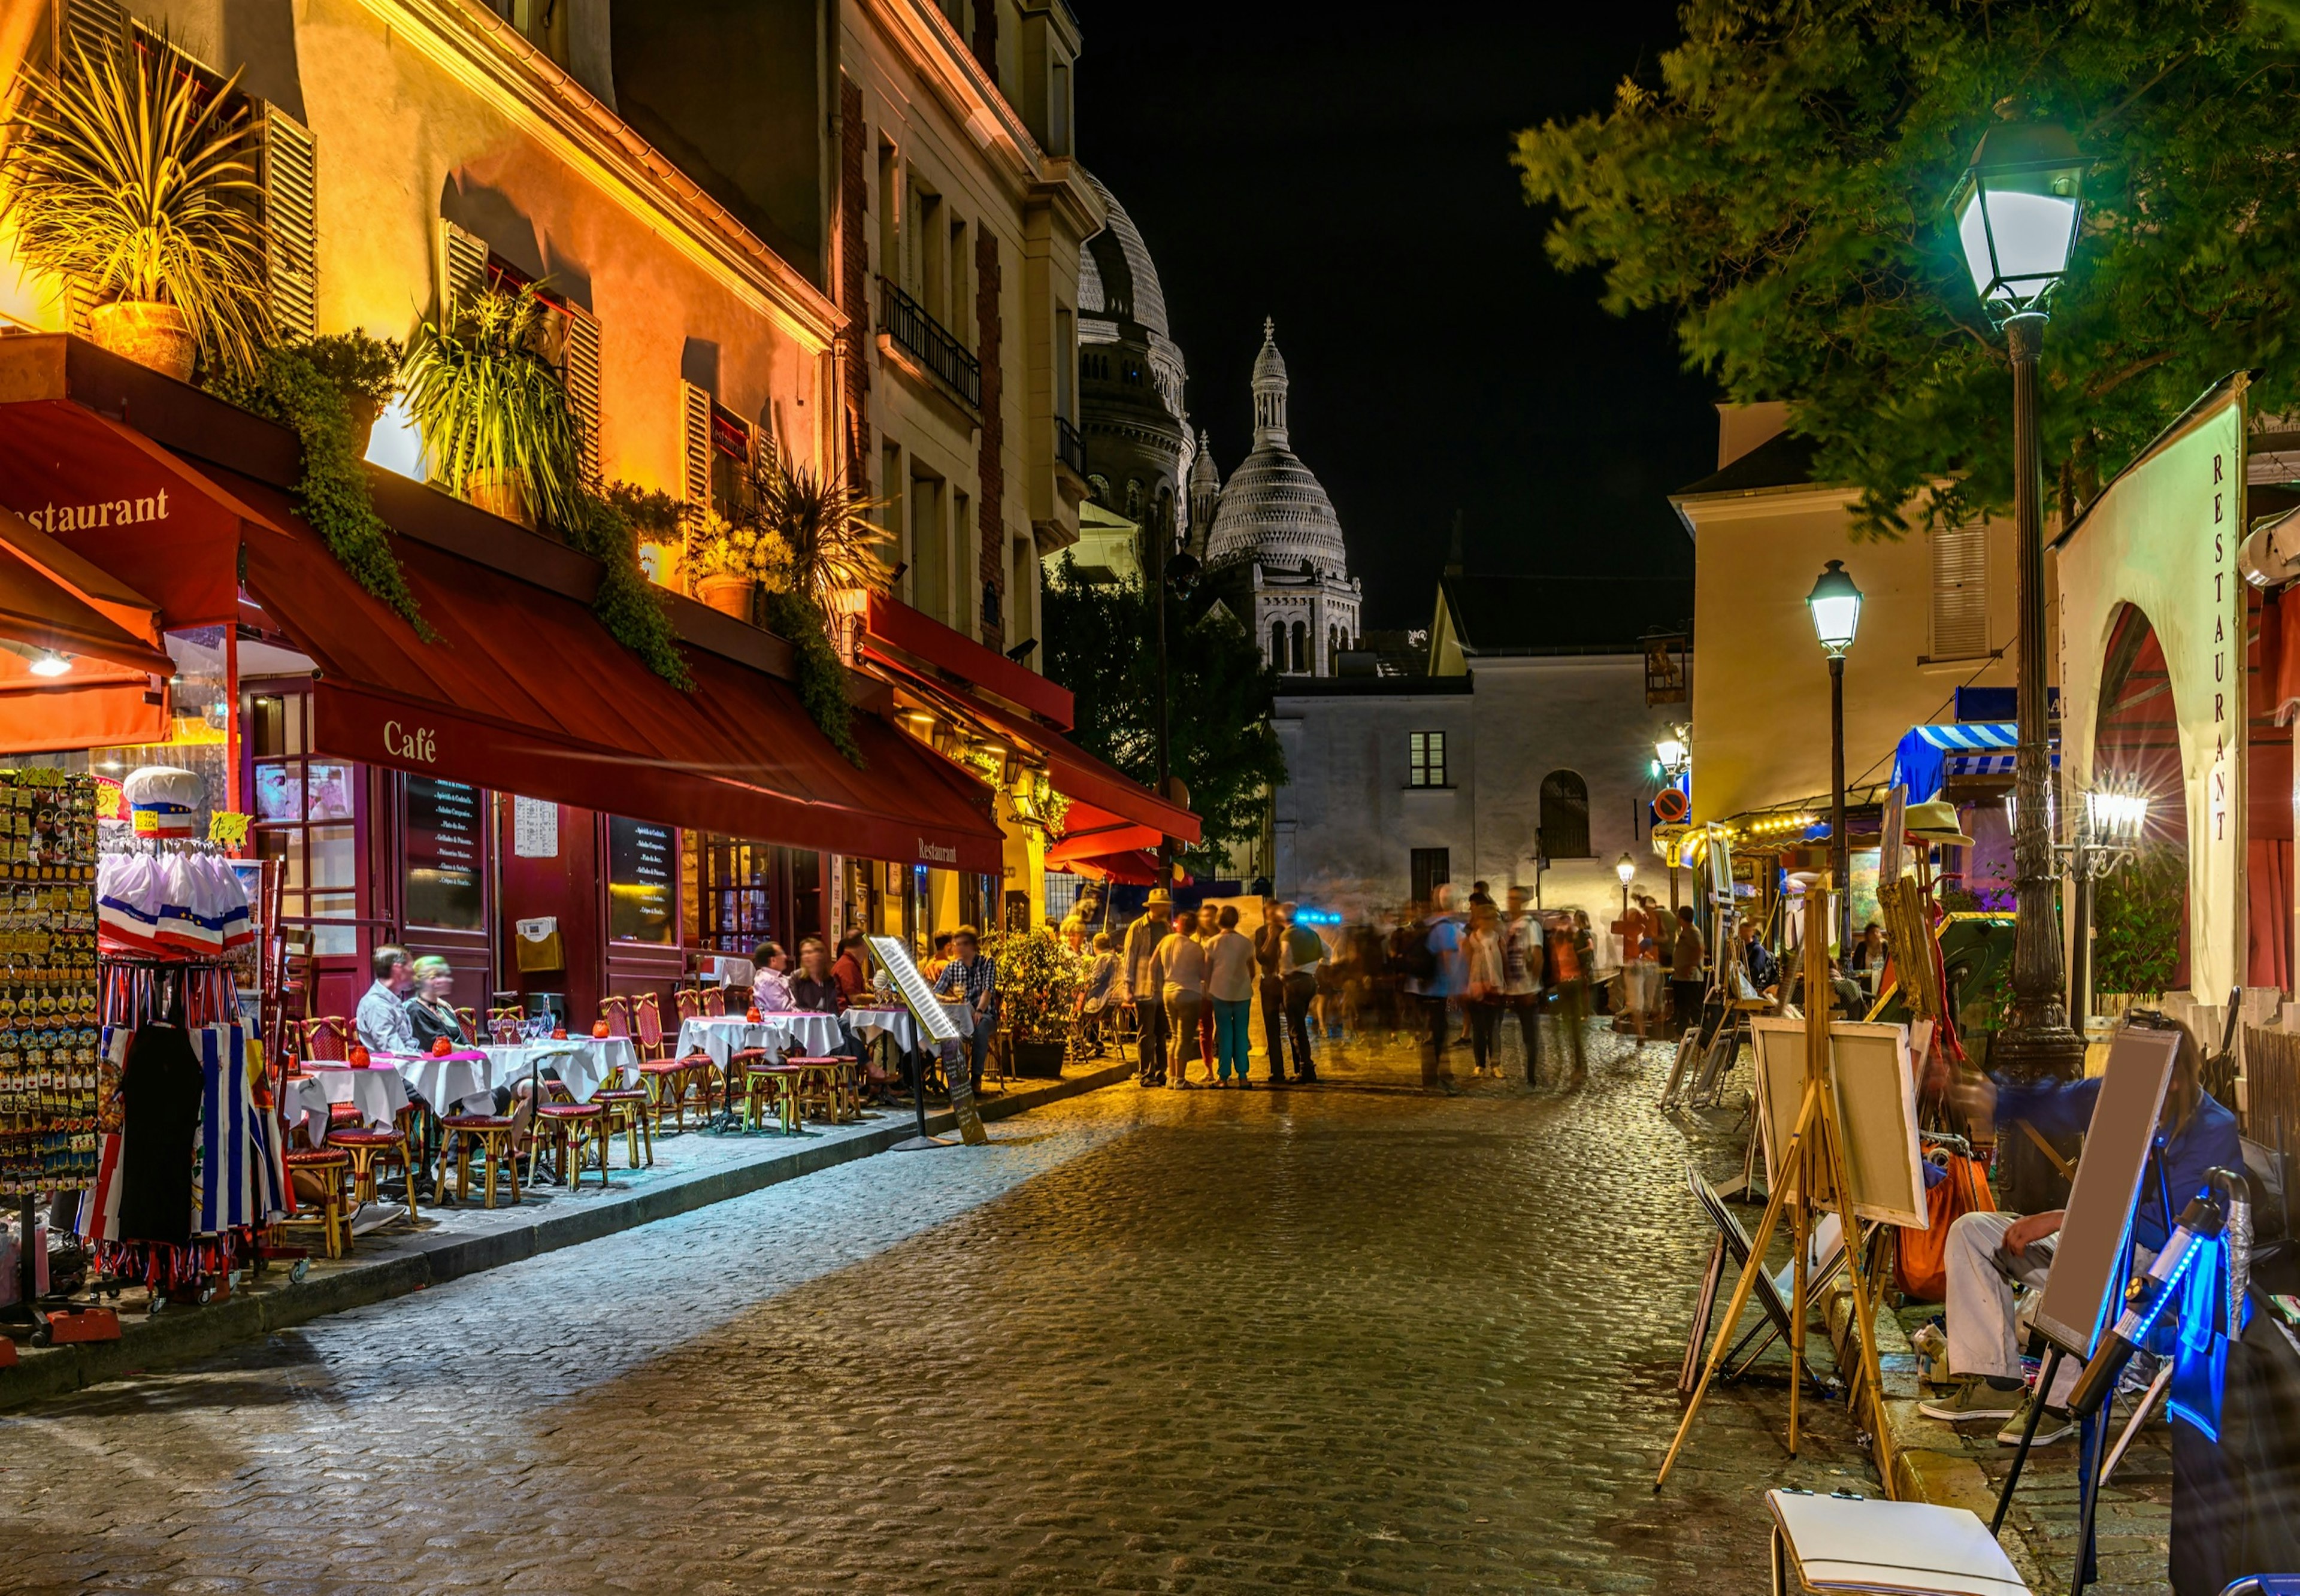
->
xmin=685 ymin=831 xmax=776 ymax=953
xmin=1408 ymin=731 xmax=1447 ymax=789
xmin=402 ymin=776 xmax=483 ymax=931
xmin=607 ymin=814 xmax=676 ymax=944
xmin=247 ymin=688 xmax=361 ymax=956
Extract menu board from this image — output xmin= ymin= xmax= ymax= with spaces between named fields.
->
xmin=608 ymin=815 xmax=675 ymax=944
xmin=404 ymin=777 xmax=483 ymax=929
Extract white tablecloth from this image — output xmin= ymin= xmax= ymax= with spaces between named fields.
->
xmin=676 ymin=1011 xmax=850 ymax=1067
xmin=294 ymin=1062 xmax=411 ymax=1136
xmin=479 ymin=1037 xmax=637 ymax=1105
xmin=766 ymin=1010 xmax=850 ymax=1058
xmin=841 ymin=1006 xmax=918 ymax=1053
xmin=376 ymin=1049 xmax=509 ymax=1116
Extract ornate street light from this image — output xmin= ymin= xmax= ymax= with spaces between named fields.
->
xmin=1950 ymin=114 xmax=2087 ymax=1082
xmin=1806 ymin=559 xmax=1862 ymax=950
xmin=2065 ymin=777 xmax=2151 ymax=1033
xmin=1616 ymin=850 xmax=1636 ymax=917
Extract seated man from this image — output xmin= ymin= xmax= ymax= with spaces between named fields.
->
xmin=1919 ymin=1027 xmax=2241 ymax=1444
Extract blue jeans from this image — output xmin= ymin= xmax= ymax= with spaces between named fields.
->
xmin=1212 ymin=997 xmax=1252 ymax=1080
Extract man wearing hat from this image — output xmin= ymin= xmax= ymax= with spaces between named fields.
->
xmin=1118 ymin=891 xmax=1173 ymax=1086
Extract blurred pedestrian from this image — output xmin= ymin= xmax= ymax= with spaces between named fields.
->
xmin=1501 ymin=887 xmax=1545 ymax=1082
xmin=1205 ymin=904 xmax=1257 ymax=1086
xmin=1254 ymin=901 xmax=1288 ymax=1081
xmin=1402 ymin=887 xmax=1463 ymax=1092
xmin=1119 ymin=891 xmax=1173 ymax=1086
xmin=1462 ymin=900 xmax=1505 ymax=1077
xmin=1670 ymin=904 xmax=1706 ymax=1037
xmin=1152 ymin=907 xmax=1209 ymax=1086
xmin=1551 ymin=913 xmax=1591 ymax=1084
xmin=1279 ymin=902 xmax=1325 ymax=1083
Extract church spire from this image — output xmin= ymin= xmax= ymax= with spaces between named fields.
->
xmin=1251 ymin=317 xmax=1289 ymax=447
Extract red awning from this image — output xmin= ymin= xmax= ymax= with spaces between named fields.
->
xmin=861 ymin=647 xmax=1200 ymax=846
xmin=0 ymin=503 xmax=174 ymax=753
xmin=1056 ymin=850 xmax=1162 ymax=885
xmin=201 ymin=468 xmax=1003 ymax=873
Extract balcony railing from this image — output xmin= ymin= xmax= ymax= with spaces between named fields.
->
xmin=879 ymin=275 xmax=981 ymax=410
xmin=1055 ymin=414 xmax=1086 ymax=477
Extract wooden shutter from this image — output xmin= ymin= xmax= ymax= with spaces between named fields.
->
xmin=1930 ymin=522 xmax=1989 ymax=660
xmin=55 ymin=0 xmax=127 ymax=77
xmin=259 ymin=104 xmax=317 ymax=342
xmin=680 ymin=381 xmax=713 ymax=515
xmin=435 ymin=219 xmax=488 ymax=318
xmin=562 ymin=302 xmax=601 ymax=483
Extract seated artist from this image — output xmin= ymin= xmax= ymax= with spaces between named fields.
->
xmin=1919 ymin=1026 xmax=2241 ymax=1445
xmin=1780 ymin=957 xmax=1864 ymax=1017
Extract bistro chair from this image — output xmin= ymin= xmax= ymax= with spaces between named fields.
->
xmin=785 ymin=1056 xmax=848 ymax=1125
xmin=455 ymin=1005 xmax=480 ymax=1040
xmin=633 ymin=993 xmax=695 ymax=1131
xmin=437 ymin=1113 xmax=519 ymax=1208
xmin=535 ymin=1098 xmax=607 ymax=1191
xmin=330 ymin=1106 xmax=420 ymax=1225
xmin=589 ymin=998 xmax=652 ymax=1165
xmin=674 ymin=986 xmax=704 ymax=1025
xmin=702 ymin=986 xmax=727 ymax=1017
xmin=280 ymin=1148 xmax=353 ymax=1259
xmin=743 ymin=1059 xmax=804 ymax=1135
xmin=299 ymin=1016 xmax=353 ymax=1062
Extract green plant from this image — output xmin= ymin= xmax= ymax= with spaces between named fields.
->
xmin=687 ymin=508 xmax=794 ymax=589
xmin=561 ymin=487 xmax=692 ymax=689
xmin=603 ymin=481 xmax=688 ymax=540
xmin=983 ymin=929 xmax=1080 ymax=1044
xmin=748 ymin=449 xmax=889 ymax=620
xmin=401 ymin=283 xmax=582 ymax=526
xmin=204 ymin=346 xmax=428 ymax=634
xmin=762 ymin=586 xmax=860 ymax=765
xmin=295 ymin=329 xmax=402 ymax=408
xmin=0 ymin=29 xmax=271 ymax=375
xmin=2093 ymin=840 xmax=2186 ymax=997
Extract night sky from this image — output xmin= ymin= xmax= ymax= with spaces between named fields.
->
xmin=1079 ymin=1 xmax=1718 ymax=630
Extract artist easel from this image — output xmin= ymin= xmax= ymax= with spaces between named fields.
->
xmin=1657 ymin=875 xmax=1898 ymax=1494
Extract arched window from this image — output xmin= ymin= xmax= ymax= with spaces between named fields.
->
xmin=1538 ymin=770 xmax=1591 ymax=860
xmin=1270 ymin=620 xmax=1286 ymax=670
xmin=1290 ymin=620 xmax=1306 ymax=674
xmin=1327 ymin=624 xmax=1337 ymax=673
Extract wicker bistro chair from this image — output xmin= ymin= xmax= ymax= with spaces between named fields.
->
xmin=785 ymin=1056 xmax=850 ymax=1125
xmin=437 ymin=1113 xmax=519 ymax=1208
xmin=743 ymin=1059 xmax=805 ymax=1135
xmin=455 ymin=1005 xmax=480 ymax=1039
xmin=535 ymin=1099 xmax=608 ymax=1190
xmin=589 ymin=1000 xmax=653 ymax=1168
xmin=632 ymin=992 xmax=697 ymax=1131
xmin=329 ymin=1106 xmax=420 ymax=1225
xmin=295 ymin=1017 xmax=368 ymax=1131
xmin=280 ymin=1148 xmax=353 ymax=1258
xmin=488 ymin=1006 xmax=523 ymax=1044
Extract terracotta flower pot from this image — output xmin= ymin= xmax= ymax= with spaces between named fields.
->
xmin=463 ymin=468 xmax=534 ymax=529
xmin=696 ymin=573 xmax=756 ymax=620
xmin=87 ymin=301 xmax=196 ymax=383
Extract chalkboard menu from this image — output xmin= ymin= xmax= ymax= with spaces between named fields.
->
xmin=404 ymin=777 xmax=483 ymax=929
xmin=608 ymin=815 xmax=675 ymax=944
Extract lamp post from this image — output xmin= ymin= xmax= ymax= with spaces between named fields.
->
xmin=1615 ymin=851 xmax=1636 ymax=918
xmin=1951 ymin=115 xmax=2087 ymax=1081
xmin=2063 ymin=779 xmax=2150 ymax=1033
xmin=1805 ymin=559 xmax=1862 ymax=952
xmin=1148 ymin=508 xmax=1199 ymax=892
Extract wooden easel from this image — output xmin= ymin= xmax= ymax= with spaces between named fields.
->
xmin=1656 ymin=876 xmax=1898 ymax=1494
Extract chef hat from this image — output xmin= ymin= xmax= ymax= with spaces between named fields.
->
xmin=122 ymin=765 xmax=204 ymax=837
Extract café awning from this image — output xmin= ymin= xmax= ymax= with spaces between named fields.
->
xmin=0 ymin=339 xmax=1004 ymax=873
xmin=0 ymin=504 xmax=174 ymax=753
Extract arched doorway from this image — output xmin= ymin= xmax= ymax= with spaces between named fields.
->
xmin=2093 ymin=603 xmax=2190 ymax=997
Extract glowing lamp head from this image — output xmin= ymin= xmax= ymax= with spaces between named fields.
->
xmin=28 ymin=650 xmax=72 ymax=677
xmin=1615 ymin=852 xmax=1637 ymax=888
xmin=2084 ymin=780 xmax=2150 ymax=848
xmin=1806 ymin=559 xmax=1863 ymax=658
xmin=1950 ymin=119 xmax=2084 ymax=318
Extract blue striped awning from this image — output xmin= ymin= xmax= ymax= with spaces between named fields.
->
xmin=1893 ymin=722 xmax=2059 ymax=799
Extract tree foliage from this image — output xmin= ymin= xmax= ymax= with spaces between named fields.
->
xmin=1514 ymin=0 xmax=2300 ymax=537
xmin=1042 ymin=559 xmax=1286 ymax=868
xmin=2092 ymin=839 xmax=2186 ymax=996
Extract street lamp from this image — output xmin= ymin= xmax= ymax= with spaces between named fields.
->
xmin=2064 ymin=777 xmax=2150 ymax=1033
xmin=1806 ymin=559 xmax=1862 ymax=951
xmin=1951 ymin=114 xmax=2087 ymax=1082
xmin=1615 ymin=851 xmax=1636 ymax=917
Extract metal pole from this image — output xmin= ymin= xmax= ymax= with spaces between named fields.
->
xmin=2070 ymin=855 xmax=2092 ymax=1035
xmin=1993 ymin=310 xmax=2085 ymax=1082
xmin=1151 ymin=519 xmax=1173 ymax=892
xmin=1830 ymin=653 xmax=1849 ymax=955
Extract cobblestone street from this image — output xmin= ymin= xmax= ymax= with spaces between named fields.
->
xmin=1 ymin=1028 xmax=1881 ymax=1594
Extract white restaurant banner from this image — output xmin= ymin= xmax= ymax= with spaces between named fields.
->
xmin=2055 ymin=377 xmax=2248 ymax=1003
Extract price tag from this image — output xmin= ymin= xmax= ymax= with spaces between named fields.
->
xmin=208 ymin=811 xmax=252 ymax=846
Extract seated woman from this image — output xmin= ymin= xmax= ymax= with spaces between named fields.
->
xmin=748 ymin=940 xmax=796 ymax=1012
xmin=406 ymin=956 xmax=473 ymax=1050
xmin=789 ymin=936 xmax=847 ymax=1014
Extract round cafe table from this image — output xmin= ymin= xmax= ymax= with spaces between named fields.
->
xmin=295 ymin=1061 xmax=412 ymax=1137
xmin=479 ymin=1037 xmax=636 ymax=1105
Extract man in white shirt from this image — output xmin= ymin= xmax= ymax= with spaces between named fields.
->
xmin=355 ymin=944 xmax=417 ymax=1055
xmin=1278 ymin=903 xmax=1326 ymax=1084
xmin=1149 ymin=907 xmax=1208 ymax=1087
xmin=1117 ymin=891 xmax=1173 ymax=1086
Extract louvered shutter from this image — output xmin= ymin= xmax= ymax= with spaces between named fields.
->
xmin=55 ymin=0 xmax=127 ymax=77
xmin=680 ymin=381 xmax=713 ymax=516
xmin=258 ymin=104 xmax=317 ymax=342
xmin=436 ymin=220 xmax=488 ymax=317
xmin=1930 ymin=522 xmax=1990 ymax=660
xmin=562 ymin=303 xmax=601 ymax=484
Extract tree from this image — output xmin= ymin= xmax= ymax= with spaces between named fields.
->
xmin=1514 ymin=0 xmax=2300 ymax=538
xmin=1042 ymin=558 xmax=1287 ymax=868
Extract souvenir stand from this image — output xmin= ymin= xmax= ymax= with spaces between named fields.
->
xmin=73 ymin=767 xmax=285 ymax=1305
xmin=1 ymin=767 xmax=99 ymax=1337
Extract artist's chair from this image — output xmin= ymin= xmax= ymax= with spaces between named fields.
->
xmin=281 ymin=1149 xmax=353 ymax=1259
xmin=437 ymin=1114 xmax=519 ymax=1208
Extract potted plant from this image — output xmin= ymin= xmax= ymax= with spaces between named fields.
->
xmin=985 ymin=929 xmax=1079 ymax=1077
xmin=295 ymin=331 xmax=403 ymax=453
xmin=0 ymin=31 xmax=271 ymax=381
xmin=748 ymin=448 xmax=889 ymax=762
xmin=686 ymin=509 xmax=792 ymax=620
xmin=400 ymin=282 xmax=580 ymax=529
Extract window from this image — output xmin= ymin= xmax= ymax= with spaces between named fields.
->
xmin=911 ymin=466 xmax=946 ymax=623
xmin=1290 ymin=620 xmax=1306 ymax=674
xmin=249 ymin=689 xmax=361 ymax=958
xmin=1049 ymin=60 xmax=1072 ymax=155
xmin=1931 ymin=521 xmax=1989 ymax=659
xmin=1055 ymin=307 xmax=1075 ymax=423
xmin=1270 ymin=621 xmax=1285 ymax=669
xmin=1410 ymin=848 xmax=1450 ymax=908
xmin=877 ymin=140 xmax=898 ymax=282
xmin=402 ymin=777 xmax=483 ymax=931
xmin=952 ymin=487 xmax=973 ymax=633
xmin=1538 ymin=770 xmax=1591 ymax=860
xmin=1408 ymin=731 xmax=1447 ymax=789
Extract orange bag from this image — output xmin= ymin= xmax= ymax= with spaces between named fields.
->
xmin=1895 ymin=1153 xmax=1995 ymax=1302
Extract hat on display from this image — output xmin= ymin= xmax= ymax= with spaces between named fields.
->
xmin=122 ymin=765 xmax=204 ymax=838
xmin=1905 ymin=798 xmax=1977 ymax=849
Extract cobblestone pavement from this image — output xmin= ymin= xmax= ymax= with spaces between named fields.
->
xmin=1 ymin=1024 xmax=1883 ymax=1595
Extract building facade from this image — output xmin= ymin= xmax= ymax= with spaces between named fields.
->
xmin=1271 ymin=572 xmax=1690 ymax=923
xmin=1075 ymin=169 xmax=1190 ymax=570
xmin=1200 ymin=322 xmax=1361 ymax=677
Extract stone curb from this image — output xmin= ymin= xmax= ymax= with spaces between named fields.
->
xmin=1816 ymin=1276 xmax=1999 ymax=1516
xmin=0 ymin=1061 xmax=1134 ymax=1412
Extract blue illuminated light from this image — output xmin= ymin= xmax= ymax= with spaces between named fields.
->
xmin=1292 ymin=908 xmax=1343 ymax=926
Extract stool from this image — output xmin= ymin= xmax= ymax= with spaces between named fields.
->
xmin=744 ymin=1062 xmax=804 ymax=1134
xmin=437 ymin=1114 xmax=519 ymax=1208
xmin=787 ymin=1056 xmax=846 ymax=1123
xmin=594 ymin=1084 xmax=653 ymax=1167
xmin=282 ymin=1149 xmax=352 ymax=1258
xmin=328 ymin=1126 xmax=419 ymax=1224
xmin=535 ymin=1102 xmax=606 ymax=1189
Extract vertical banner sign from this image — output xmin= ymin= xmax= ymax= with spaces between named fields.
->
xmin=2054 ymin=378 xmax=2248 ymax=1001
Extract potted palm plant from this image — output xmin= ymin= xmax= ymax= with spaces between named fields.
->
xmin=0 ymin=32 xmax=271 ymax=381
xmin=748 ymin=449 xmax=889 ymax=764
xmin=400 ymin=283 xmax=580 ymax=529
xmin=296 ymin=330 xmax=403 ymax=453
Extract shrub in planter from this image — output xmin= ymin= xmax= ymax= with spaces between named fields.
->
xmin=401 ymin=283 xmax=581 ymax=529
xmin=295 ymin=330 xmax=403 ymax=451
xmin=0 ymin=29 xmax=271 ymax=380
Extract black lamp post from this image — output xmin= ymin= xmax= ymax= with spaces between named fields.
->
xmin=1805 ymin=559 xmax=1862 ymax=953
xmin=1149 ymin=513 xmax=1199 ymax=891
xmin=1950 ymin=116 xmax=2087 ymax=1082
